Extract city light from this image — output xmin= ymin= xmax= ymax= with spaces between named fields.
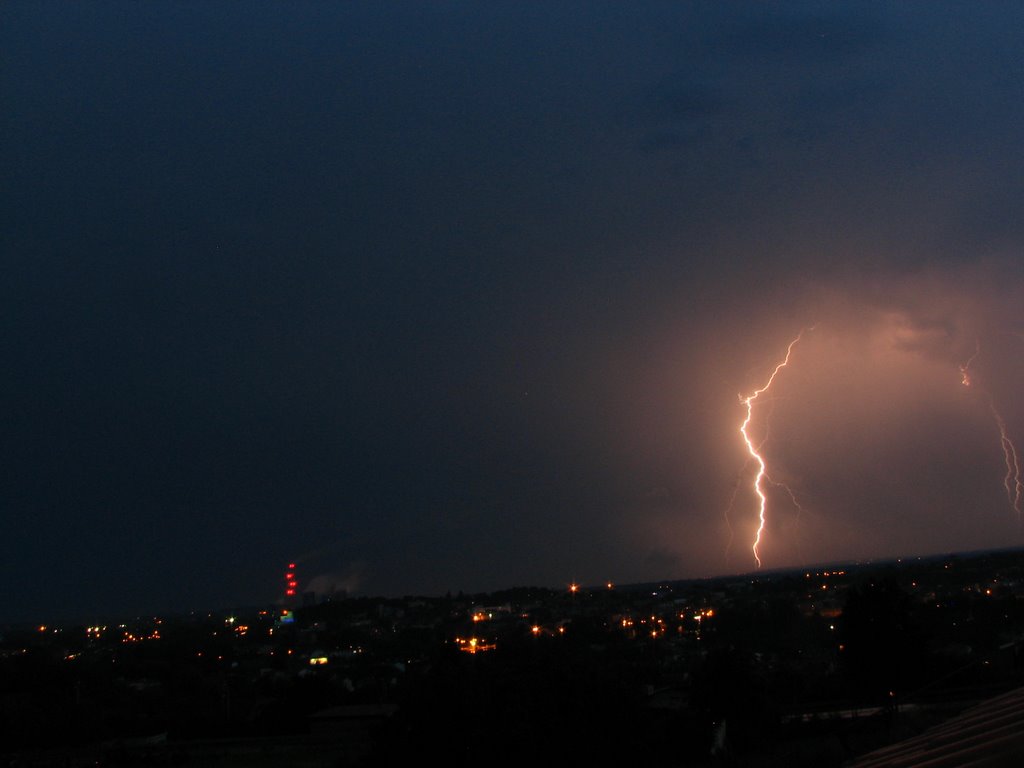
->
xmin=455 ymin=636 xmax=496 ymax=654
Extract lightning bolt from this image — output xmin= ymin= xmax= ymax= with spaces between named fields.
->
xmin=723 ymin=398 xmax=792 ymax=565
xmin=990 ymin=406 xmax=1023 ymax=520
xmin=960 ymin=342 xmax=1023 ymax=520
xmin=739 ymin=329 xmax=810 ymax=568
xmin=721 ymin=468 xmax=746 ymax=565
xmin=959 ymin=340 xmax=980 ymax=388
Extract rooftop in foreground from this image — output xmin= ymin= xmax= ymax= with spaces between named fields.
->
xmin=846 ymin=685 xmax=1024 ymax=768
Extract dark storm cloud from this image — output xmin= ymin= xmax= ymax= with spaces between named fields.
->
xmin=3 ymin=2 xmax=1024 ymax=622
xmin=715 ymin=5 xmax=885 ymax=63
xmin=648 ymin=82 xmax=727 ymax=124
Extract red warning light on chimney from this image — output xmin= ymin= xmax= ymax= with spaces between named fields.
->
xmin=284 ymin=563 xmax=299 ymax=602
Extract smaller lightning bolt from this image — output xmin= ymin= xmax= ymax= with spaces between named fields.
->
xmin=768 ymin=477 xmax=806 ymax=521
xmin=721 ymin=467 xmax=746 ymax=565
xmin=960 ymin=342 xmax=1023 ymax=520
xmin=959 ymin=340 xmax=980 ymax=387
xmin=991 ymin=407 xmax=1023 ymax=520
xmin=739 ymin=329 xmax=810 ymax=568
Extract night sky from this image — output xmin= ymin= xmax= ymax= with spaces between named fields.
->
xmin=5 ymin=2 xmax=1024 ymax=623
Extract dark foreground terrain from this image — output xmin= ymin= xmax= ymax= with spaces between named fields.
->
xmin=4 ymin=549 xmax=1024 ymax=767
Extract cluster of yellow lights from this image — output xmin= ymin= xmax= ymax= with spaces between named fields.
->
xmin=309 ymin=656 xmax=329 ymax=666
xmin=122 ymin=630 xmax=161 ymax=643
xmin=454 ymin=636 xmax=496 ymax=654
xmin=618 ymin=609 xmax=718 ymax=636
